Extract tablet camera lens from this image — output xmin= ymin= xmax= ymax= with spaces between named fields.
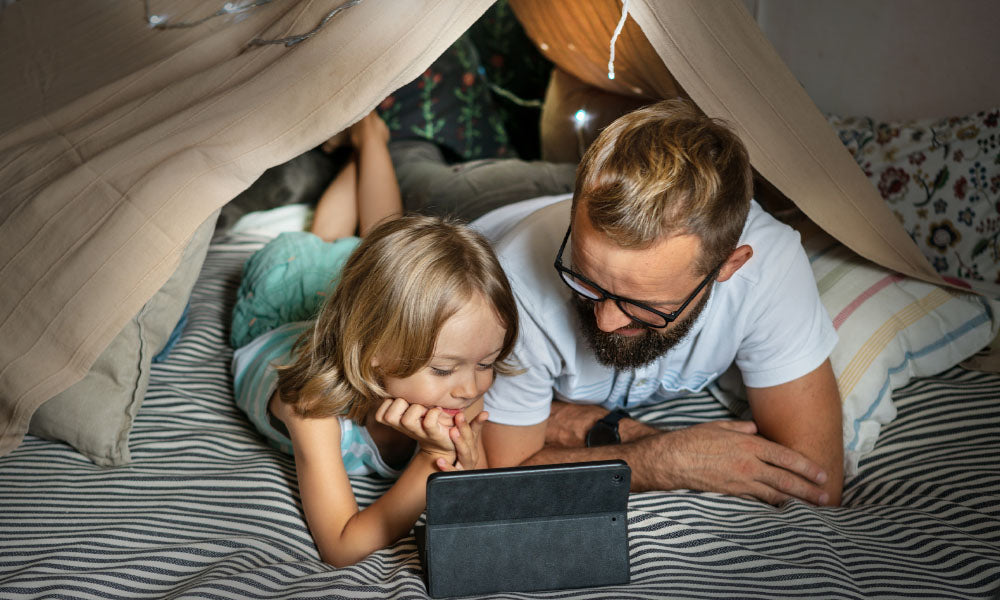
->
xmin=612 ymin=474 xmax=623 ymax=485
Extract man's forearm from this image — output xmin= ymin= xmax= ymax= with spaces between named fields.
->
xmin=521 ymin=433 xmax=674 ymax=492
xmin=522 ymin=419 xmax=834 ymax=506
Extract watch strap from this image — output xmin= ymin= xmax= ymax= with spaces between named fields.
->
xmin=597 ymin=408 xmax=631 ymax=427
xmin=585 ymin=408 xmax=631 ymax=447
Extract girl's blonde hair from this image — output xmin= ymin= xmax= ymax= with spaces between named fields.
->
xmin=275 ymin=215 xmax=518 ymax=421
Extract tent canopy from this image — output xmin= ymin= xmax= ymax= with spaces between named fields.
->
xmin=0 ymin=0 xmax=942 ymax=456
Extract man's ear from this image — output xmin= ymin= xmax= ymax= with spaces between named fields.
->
xmin=716 ymin=244 xmax=753 ymax=282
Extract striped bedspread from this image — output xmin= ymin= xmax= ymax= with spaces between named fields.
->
xmin=2 ymin=234 xmax=999 ymax=599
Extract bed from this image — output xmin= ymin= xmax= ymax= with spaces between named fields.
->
xmin=4 ymin=1 xmax=1000 ymax=598
xmin=3 ymin=228 xmax=1000 ymax=599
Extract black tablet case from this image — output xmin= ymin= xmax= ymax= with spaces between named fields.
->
xmin=415 ymin=460 xmax=631 ymax=598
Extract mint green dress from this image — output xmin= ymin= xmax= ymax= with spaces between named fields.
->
xmin=229 ymin=232 xmax=401 ymax=478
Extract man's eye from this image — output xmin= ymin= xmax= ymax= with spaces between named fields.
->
xmin=430 ymin=367 xmax=453 ymax=376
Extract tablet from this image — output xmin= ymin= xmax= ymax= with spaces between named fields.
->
xmin=415 ymin=460 xmax=631 ymax=598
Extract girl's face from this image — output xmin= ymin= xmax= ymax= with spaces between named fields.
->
xmin=380 ymin=293 xmax=507 ymax=429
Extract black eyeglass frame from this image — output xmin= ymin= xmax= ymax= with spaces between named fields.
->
xmin=553 ymin=225 xmax=723 ymax=329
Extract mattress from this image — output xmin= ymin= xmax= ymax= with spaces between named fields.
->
xmin=2 ymin=233 xmax=999 ymax=599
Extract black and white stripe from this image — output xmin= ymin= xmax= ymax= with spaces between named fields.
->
xmin=2 ymin=233 xmax=999 ymax=599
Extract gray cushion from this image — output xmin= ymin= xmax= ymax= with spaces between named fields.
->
xmin=28 ymin=211 xmax=219 ymax=466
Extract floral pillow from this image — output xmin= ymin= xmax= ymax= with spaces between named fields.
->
xmin=377 ymin=34 xmax=515 ymax=161
xmin=376 ymin=0 xmax=552 ymax=161
xmin=828 ymin=108 xmax=1000 ymax=295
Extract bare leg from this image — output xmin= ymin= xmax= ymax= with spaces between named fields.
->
xmin=310 ymin=156 xmax=358 ymax=242
xmin=351 ymin=112 xmax=402 ymax=236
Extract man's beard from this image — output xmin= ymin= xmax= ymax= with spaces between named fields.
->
xmin=572 ymin=288 xmax=711 ymax=370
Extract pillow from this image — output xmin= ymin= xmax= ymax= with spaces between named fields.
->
xmin=27 ymin=211 xmax=218 ymax=466
xmin=828 ymin=108 xmax=1000 ymax=296
xmin=464 ymin=0 xmax=553 ymax=159
xmin=798 ymin=219 xmax=999 ymax=475
xmin=377 ymin=34 xmax=514 ymax=161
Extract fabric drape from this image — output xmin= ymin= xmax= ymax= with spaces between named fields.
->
xmin=0 ymin=0 xmax=493 ymax=456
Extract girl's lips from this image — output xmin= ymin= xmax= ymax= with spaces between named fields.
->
xmin=439 ymin=407 xmax=462 ymax=416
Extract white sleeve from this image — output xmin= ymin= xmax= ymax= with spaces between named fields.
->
xmin=735 ymin=238 xmax=838 ymax=388
xmin=484 ymin=295 xmax=564 ymax=426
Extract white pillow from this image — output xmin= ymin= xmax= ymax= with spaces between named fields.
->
xmin=800 ymin=222 xmax=999 ymax=475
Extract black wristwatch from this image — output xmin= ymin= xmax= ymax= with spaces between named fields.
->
xmin=585 ymin=408 xmax=631 ymax=447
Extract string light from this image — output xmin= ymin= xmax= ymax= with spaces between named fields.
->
xmin=464 ymin=41 xmax=543 ymax=109
xmin=249 ymin=0 xmax=363 ymax=47
xmin=144 ymin=0 xmax=365 ymax=48
xmin=573 ymin=109 xmax=590 ymax=156
xmin=144 ymin=0 xmax=275 ymax=29
xmin=608 ymin=0 xmax=630 ymax=80
xmin=476 ymin=67 xmax=543 ymax=108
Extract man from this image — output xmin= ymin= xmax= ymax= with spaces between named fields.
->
xmin=475 ymin=99 xmax=844 ymax=506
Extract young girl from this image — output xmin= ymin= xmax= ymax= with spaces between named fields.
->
xmin=230 ymin=112 xmax=519 ymax=567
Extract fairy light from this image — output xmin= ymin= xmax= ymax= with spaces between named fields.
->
xmin=249 ymin=0 xmax=363 ymax=47
xmin=143 ymin=0 xmax=364 ymax=48
xmin=144 ymin=0 xmax=275 ymax=30
xmin=608 ymin=0 xmax=630 ymax=80
xmin=574 ymin=109 xmax=590 ymax=156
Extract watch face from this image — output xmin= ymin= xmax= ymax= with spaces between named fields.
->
xmin=586 ymin=422 xmax=620 ymax=447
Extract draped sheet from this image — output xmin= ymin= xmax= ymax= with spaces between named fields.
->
xmin=0 ymin=0 xmax=494 ymax=455
xmin=0 ymin=0 xmax=948 ymax=456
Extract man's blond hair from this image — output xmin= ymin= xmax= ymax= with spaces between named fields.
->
xmin=573 ymin=98 xmax=753 ymax=274
xmin=276 ymin=215 xmax=519 ymax=421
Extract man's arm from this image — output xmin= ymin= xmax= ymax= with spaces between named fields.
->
xmin=746 ymin=358 xmax=843 ymax=505
xmin=485 ymin=401 xmax=832 ymax=505
xmin=482 ymin=420 xmax=548 ymax=467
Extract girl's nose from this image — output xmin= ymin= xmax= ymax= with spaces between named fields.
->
xmin=453 ymin=371 xmax=479 ymax=399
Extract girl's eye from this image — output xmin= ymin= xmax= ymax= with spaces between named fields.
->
xmin=430 ymin=367 xmax=453 ymax=376
xmin=476 ymin=362 xmax=495 ymax=371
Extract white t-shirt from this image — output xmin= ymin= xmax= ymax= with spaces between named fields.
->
xmin=472 ymin=194 xmax=838 ymax=426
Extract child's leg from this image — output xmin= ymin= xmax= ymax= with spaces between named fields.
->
xmin=310 ymin=156 xmax=359 ymax=242
xmin=351 ymin=112 xmax=403 ymax=237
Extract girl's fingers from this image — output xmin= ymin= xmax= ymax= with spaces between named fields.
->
xmin=376 ymin=398 xmax=407 ymax=425
xmin=436 ymin=457 xmax=458 ymax=472
xmin=399 ymin=403 xmax=428 ymax=431
xmin=420 ymin=407 xmax=452 ymax=441
xmin=453 ymin=412 xmax=471 ymax=435
xmin=374 ymin=398 xmax=392 ymax=424
xmin=451 ymin=421 xmax=479 ymax=469
xmin=450 ymin=425 xmax=470 ymax=454
xmin=469 ymin=411 xmax=489 ymax=435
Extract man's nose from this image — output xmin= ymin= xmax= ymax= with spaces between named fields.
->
xmin=593 ymin=299 xmax=633 ymax=332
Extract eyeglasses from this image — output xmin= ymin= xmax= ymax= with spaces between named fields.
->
xmin=553 ymin=225 xmax=722 ymax=329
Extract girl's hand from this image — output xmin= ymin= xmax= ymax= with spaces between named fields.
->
xmin=437 ymin=411 xmax=489 ymax=472
xmin=374 ymin=398 xmax=455 ymax=462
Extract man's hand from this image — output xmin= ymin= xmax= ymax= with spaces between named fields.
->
xmin=493 ymin=411 xmax=831 ymax=506
xmin=631 ymin=420 xmax=831 ymax=505
xmin=545 ymin=401 xmax=659 ymax=447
